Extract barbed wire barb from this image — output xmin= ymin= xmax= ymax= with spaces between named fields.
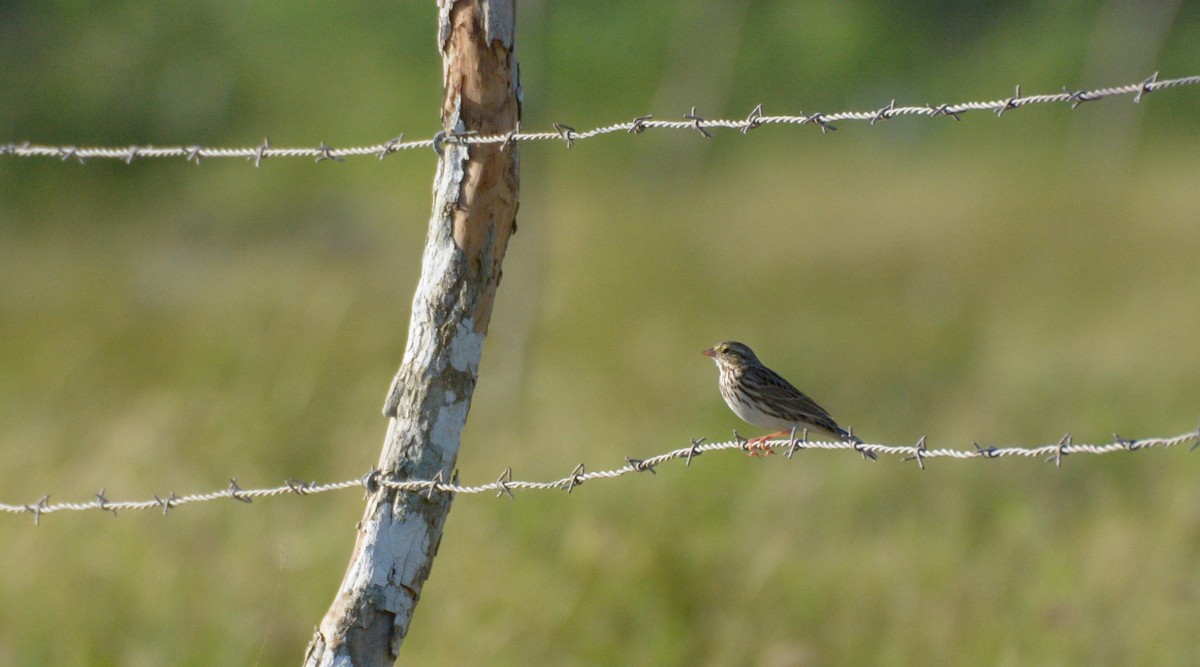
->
xmin=227 ymin=478 xmax=253 ymax=503
xmin=625 ymin=457 xmax=657 ymax=474
xmin=972 ymin=441 xmax=999 ymax=458
xmin=783 ymin=426 xmax=801 ymax=459
xmin=360 ymin=469 xmax=382 ymax=497
xmin=502 ymin=123 xmax=521 ymax=152
xmin=6 ymin=73 xmax=1196 ymax=166
xmin=1135 ymin=71 xmax=1159 ymax=103
xmin=425 ymin=469 xmax=447 ymax=500
xmin=686 ymin=437 xmax=705 ymax=466
xmin=995 ymin=85 xmax=1022 ymax=116
xmin=1048 ymin=433 xmax=1072 ymax=467
xmin=903 ymin=435 xmax=930 ymax=469
xmin=552 ymin=122 xmax=578 ymax=148
xmin=628 ymin=114 xmax=653 ymax=134
xmin=285 ymin=478 xmax=315 ymax=496
xmin=315 ymin=142 xmax=345 ymax=163
xmin=565 ymin=463 xmax=586 ymax=494
xmin=495 ymin=468 xmax=515 ymax=499
xmin=377 ymin=134 xmax=404 ymax=160
xmin=871 ymin=100 xmax=896 ymax=125
xmin=96 ymin=488 xmax=117 ymax=516
xmin=26 ymin=495 xmax=49 ymax=526
xmin=930 ymin=103 xmax=962 ymax=121
xmin=1063 ymin=86 xmax=1090 ymax=110
xmin=251 ymin=138 xmax=269 ymax=167
xmin=802 ymin=112 xmax=837 ymax=133
xmin=685 ymin=106 xmax=713 ymax=138
xmin=742 ymin=104 xmax=764 ymax=134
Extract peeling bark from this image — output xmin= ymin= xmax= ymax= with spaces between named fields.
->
xmin=304 ymin=2 xmax=519 ymax=665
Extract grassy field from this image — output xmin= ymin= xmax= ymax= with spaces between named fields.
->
xmin=3 ymin=3 xmax=1200 ymax=665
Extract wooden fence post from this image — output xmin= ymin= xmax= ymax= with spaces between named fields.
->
xmin=303 ymin=2 xmax=519 ymax=664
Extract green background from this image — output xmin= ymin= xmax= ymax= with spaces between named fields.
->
xmin=3 ymin=1 xmax=1200 ymax=664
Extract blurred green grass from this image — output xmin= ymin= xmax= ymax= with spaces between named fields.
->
xmin=3 ymin=2 xmax=1200 ymax=665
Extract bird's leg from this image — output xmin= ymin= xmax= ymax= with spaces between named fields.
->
xmin=745 ymin=432 xmax=784 ymax=456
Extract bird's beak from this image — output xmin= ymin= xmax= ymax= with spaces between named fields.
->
xmin=702 ymin=347 xmax=716 ymax=358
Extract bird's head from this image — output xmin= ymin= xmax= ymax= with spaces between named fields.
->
xmin=702 ymin=341 xmax=760 ymax=369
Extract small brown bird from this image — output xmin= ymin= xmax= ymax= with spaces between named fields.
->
xmin=703 ymin=341 xmax=874 ymax=459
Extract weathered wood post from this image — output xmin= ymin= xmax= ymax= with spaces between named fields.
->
xmin=304 ymin=2 xmax=519 ymax=664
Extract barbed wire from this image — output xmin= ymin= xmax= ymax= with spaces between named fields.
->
xmin=3 ymin=428 xmax=1196 ymax=524
xmin=2 ymin=72 xmax=1196 ymax=166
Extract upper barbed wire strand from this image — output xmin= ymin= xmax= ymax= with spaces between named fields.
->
xmin=2 ymin=73 xmax=1196 ymax=165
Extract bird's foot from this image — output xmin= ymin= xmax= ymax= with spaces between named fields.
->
xmin=745 ymin=433 xmax=780 ymax=457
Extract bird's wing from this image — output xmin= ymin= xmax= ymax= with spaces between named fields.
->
xmin=747 ymin=365 xmax=855 ymax=439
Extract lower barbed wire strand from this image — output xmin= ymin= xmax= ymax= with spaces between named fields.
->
xmin=1 ymin=430 xmax=1196 ymax=520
